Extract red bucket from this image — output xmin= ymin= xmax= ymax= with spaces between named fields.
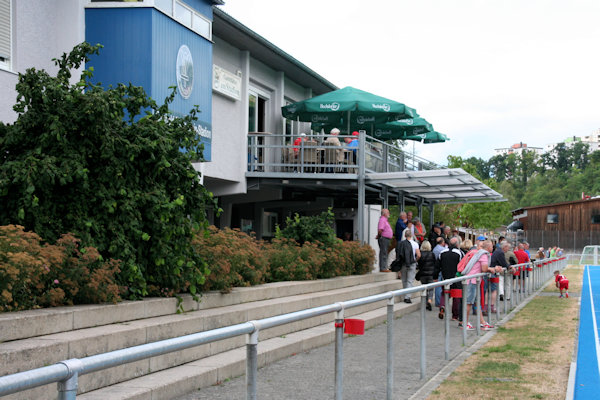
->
xmin=343 ymin=319 xmax=365 ymax=335
xmin=450 ymin=288 xmax=462 ymax=298
xmin=490 ymin=277 xmax=500 ymax=283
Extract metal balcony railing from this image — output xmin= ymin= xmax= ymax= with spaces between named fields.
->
xmin=247 ymin=133 xmax=441 ymax=174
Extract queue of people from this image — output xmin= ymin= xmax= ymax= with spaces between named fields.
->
xmin=376 ymin=208 xmax=561 ymax=331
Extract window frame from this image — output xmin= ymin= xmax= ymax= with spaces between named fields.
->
xmin=0 ymin=0 xmax=12 ymax=71
xmin=546 ymin=213 xmax=559 ymax=224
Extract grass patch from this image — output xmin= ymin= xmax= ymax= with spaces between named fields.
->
xmin=429 ymin=265 xmax=580 ymax=400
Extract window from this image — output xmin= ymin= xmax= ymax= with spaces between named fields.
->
xmin=173 ymin=1 xmax=211 ymax=40
xmin=0 ymin=0 xmax=10 ymax=70
xmin=248 ymin=89 xmax=267 ymax=132
xmin=592 ymin=214 xmax=600 ymax=224
xmin=262 ymin=212 xmax=278 ymax=237
xmin=546 ymin=213 xmax=558 ymax=224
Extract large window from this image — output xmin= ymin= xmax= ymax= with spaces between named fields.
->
xmin=0 ymin=0 xmax=10 ymax=70
xmin=92 ymin=1 xmax=212 ymax=41
xmin=171 ymin=1 xmax=211 ymax=40
xmin=248 ymin=89 xmax=267 ymax=132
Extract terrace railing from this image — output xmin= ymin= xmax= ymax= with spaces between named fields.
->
xmin=247 ymin=133 xmax=441 ymax=175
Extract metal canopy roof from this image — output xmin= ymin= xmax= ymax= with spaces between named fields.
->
xmin=366 ymin=168 xmax=505 ymax=204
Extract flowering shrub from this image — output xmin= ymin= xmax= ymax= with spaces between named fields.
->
xmin=264 ymin=239 xmax=324 ymax=281
xmin=340 ymin=240 xmax=376 ymax=275
xmin=0 ymin=225 xmax=122 ymax=311
xmin=192 ymin=226 xmax=268 ymax=293
xmin=193 ymin=227 xmax=375 ymax=293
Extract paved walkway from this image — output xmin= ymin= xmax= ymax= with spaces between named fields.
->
xmin=175 ymin=305 xmax=485 ymax=400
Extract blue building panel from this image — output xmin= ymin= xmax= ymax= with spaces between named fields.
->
xmin=151 ymin=9 xmax=212 ymax=160
xmin=85 ymin=3 xmax=213 ymax=161
xmin=85 ymin=8 xmax=153 ymax=92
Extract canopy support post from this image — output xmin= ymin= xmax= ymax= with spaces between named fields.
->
xmin=358 ymin=130 xmax=366 ymax=244
xmin=429 ymin=203 xmax=435 ymax=228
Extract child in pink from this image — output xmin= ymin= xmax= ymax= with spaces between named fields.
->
xmin=554 ymin=270 xmax=569 ymax=298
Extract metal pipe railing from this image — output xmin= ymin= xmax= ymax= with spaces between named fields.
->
xmin=0 ymin=257 xmax=568 ymax=400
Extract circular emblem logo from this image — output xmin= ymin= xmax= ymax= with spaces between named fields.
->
xmin=176 ymin=45 xmax=194 ymax=99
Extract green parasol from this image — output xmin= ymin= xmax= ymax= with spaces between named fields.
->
xmin=311 ymin=117 xmax=434 ymax=141
xmin=404 ymin=131 xmax=449 ymax=143
xmin=281 ymin=86 xmax=418 ymax=126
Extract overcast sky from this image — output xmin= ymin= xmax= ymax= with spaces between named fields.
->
xmin=220 ymin=0 xmax=600 ymax=164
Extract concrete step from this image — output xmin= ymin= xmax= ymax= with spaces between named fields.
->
xmin=77 ymin=301 xmax=420 ymax=400
xmin=0 ymin=273 xmax=407 ymax=399
xmin=0 ymin=272 xmax=395 ymax=342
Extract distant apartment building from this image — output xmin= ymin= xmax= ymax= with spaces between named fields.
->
xmin=544 ymin=130 xmax=600 ymax=153
xmin=494 ymin=142 xmax=543 ymax=156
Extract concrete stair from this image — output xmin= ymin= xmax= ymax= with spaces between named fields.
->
xmin=0 ymin=272 xmax=416 ymax=400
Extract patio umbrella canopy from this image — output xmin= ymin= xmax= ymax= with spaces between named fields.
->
xmin=311 ymin=118 xmax=435 ymax=142
xmin=281 ymin=86 xmax=418 ymax=125
xmin=405 ymin=130 xmax=449 ymax=143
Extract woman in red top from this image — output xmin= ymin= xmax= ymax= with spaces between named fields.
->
xmin=413 ymin=217 xmax=426 ymax=244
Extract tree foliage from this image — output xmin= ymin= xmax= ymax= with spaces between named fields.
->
xmin=275 ymin=208 xmax=337 ymax=248
xmin=0 ymin=43 xmax=217 ymax=298
xmin=441 ymin=144 xmax=600 ymax=230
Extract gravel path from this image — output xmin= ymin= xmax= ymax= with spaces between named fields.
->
xmin=175 ymin=304 xmax=481 ymax=400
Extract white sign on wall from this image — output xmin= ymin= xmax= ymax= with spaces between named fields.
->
xmin=212 ymin=64 xmax=242 ymax=101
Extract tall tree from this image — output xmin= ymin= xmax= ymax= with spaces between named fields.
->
xmin=0 ymin=43 xmax=217 ymax=298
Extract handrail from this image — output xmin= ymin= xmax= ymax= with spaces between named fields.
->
xmin=246 ymin=132 xmax=442 ymax=174
xmin=0 ymin=257 xmax=567 ymax=399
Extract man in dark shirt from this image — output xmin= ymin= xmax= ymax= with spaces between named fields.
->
xmin=395 ymin=211 xmax=408 ymax=241
xmin=437 ymin=237 xmax=463 ymax=321
xmin=489 ymin=241 xmax=511 ymax=313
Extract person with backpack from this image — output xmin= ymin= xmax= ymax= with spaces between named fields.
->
xmin=489 ymin=241 xmax=512 ymax=313
xmin=459 ymin=240 xmax=503 ymax=330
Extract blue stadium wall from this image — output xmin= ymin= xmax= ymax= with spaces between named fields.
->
xmin=85 ymin=3 xmax=213 ymax=160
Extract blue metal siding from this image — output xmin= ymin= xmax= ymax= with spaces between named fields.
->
xmin=85 ymin=8 xmax=153 ymax=92
xmin=151 ymin=8 xmax=212 ymax=161
xmin=85 ymin=6 xmax=212 ymax=161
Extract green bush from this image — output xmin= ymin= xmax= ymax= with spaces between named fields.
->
xmin=276 ymin=209 xmax=337 ymax=248
xmin=0 ymin=225 xmax=122 ymax=312
xmin=264 ymin=239 xmax=324 ymax=281
xmin=0 ymin=43 xmax=217 ymax=299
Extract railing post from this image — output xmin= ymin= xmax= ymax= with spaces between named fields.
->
xmin=420 ymin=290 xmax=427 ymax=380
xmin=57 ymin=359 xmax=83 ymax=400
xmin=246 ymin=324 xmax=259 ymax=400
xmin=503 ymin=270 xmax=508 ymax=315
xmin=335 ymin=305 xmax=345 ymax=400
xmin=476 ymin=277 xmax=481 ymax=336
xmin=386 ymin=296 xmax=394 ymax=400
xmin=444 ymin=284 xmax=450 ymax=361
xmin=462 ymin=282 xmax=467 ymax=345
xmin=486 ymin=275 xmax=491 ymax=323
xmin=495 ymin=275 xmax=500 ymax=321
